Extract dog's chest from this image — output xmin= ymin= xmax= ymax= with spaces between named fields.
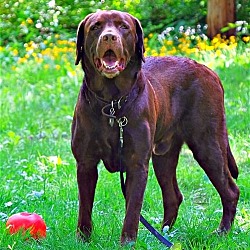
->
xmin=93 ymin=126 xmax=122 ymax=172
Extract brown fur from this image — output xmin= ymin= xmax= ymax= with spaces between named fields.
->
xmin=71 ymin=10 xmax=239 ymax=244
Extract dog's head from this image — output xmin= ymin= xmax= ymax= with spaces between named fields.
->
xmin=75 ymin=10 xmax=145 ymax=79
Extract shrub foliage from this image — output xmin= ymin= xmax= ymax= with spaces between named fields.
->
xmin=0 ymin=0 xmax=249 ymax=46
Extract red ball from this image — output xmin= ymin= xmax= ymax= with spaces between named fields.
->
xmin=6 ymin=212 xmax=46 ymax=239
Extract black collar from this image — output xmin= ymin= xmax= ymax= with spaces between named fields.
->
xmin=82 ymin=78 xmax=142 ymax=126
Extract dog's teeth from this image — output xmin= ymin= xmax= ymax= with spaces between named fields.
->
xmin=103 ymin=61 xmax=119 ymax=70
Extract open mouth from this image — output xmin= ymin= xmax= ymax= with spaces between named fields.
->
xmin=94 ymin=50 xmax=125 ymax=78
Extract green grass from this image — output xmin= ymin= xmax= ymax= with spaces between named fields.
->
xmin=0 ymin=44 xmax=249 ymax=249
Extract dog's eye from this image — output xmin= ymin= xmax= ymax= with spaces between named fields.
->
xmin=91 ymin=22 xmax=101 ymax=30
xmin=120 ymin=24 xmax=129 ymax=29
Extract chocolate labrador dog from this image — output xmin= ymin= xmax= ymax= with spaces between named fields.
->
xmin=71 ymin=10 xmax=239 ymax=245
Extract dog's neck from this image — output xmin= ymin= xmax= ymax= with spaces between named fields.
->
xmin=82 ymin=56 xmax=142 ymax=101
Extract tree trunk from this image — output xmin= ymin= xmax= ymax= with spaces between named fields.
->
xmin=207 ymin=0 xmax=236 ymax=39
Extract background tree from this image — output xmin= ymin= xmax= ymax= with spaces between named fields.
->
xmin=207 ymin=0 xmax=236 ymax=38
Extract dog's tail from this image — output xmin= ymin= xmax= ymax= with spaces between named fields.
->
xmin=227 ymin=144 xmax=239 ymax=179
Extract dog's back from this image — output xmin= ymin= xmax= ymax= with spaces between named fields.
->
xmin=143 ymin=56 xmax=238 ymax=179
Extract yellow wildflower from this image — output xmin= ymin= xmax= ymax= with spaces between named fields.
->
xmin=165 ymin=40 xmax=173 ymax=46
xmin=242 ymin=36 xmax=249 ymax=43
xmin=48 ymin=156 xmax=63 ymax=166
xmin=215 ymin=50 xmax=222 ymax=57
xmin=44 ymin=64 xmax=50 ymax=70
xmin=55 ymin=65 xmax=61 ymax=70
xmin=12 ymin=49 xmax=18 ymax=56
xmin=67 ymin=70 xmax=77 ymax=78
xmin=228 ymin=43 xmax=237 ymax=50
xmin=26 ymin=18 xmax=33 ymax=24
xmin=229 ymin=36 xmax=236 ymax=44
xmin=197 ymin=42 xmax=206 ymax=50
xmin=167 ymin=47 xmax=177 ymax=55
xmin=205 ymin=61 xmax=214 ymax=69
xmin=160 ymin=46 xmax=167 ymax=56
xmin=206 ymin=45 xmax=215 ymax=51
xmin=211 ymin=37 xmax=219 ymax=45
xmin=218 ymin=43 xmax=227 ymax=49
xmin=18 ymin=57 xmax=27 ymax=64
xmin=35 ymin=57 xmax=43 ymax=63
xmin=186 ymin=48 xmax=199 ymax=54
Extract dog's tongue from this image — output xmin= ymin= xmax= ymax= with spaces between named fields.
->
xmin=95 ymin=49 xmax=125 ymax=74
xmin=103 ymin=50 xmax=118 ymax=67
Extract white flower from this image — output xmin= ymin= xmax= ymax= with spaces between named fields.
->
xmin=48 ymin=0 xmax=55 ymax=8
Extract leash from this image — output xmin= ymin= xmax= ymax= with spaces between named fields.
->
xmin=118 ymin=133 xmax=173 ymax=248
xmin=102 ymin=101 xmax=173 ymax=248
xmin=85 ymin=81 xmax=173 ymax=248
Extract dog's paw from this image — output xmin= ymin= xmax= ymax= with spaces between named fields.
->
xmin=76 ymin=228 xmax=91 ymax=243
xmin=121 ymin=241 xmax=136 ymax=249
xmin=212 ymin=227 xmax=229 ymax=236
xmin=121 ymin=235 xmax=136 ymax=248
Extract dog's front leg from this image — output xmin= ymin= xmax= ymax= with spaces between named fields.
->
xmin=121 ymin=164 xmax=148 ymax=245
xmin=76 ymin=162 xmax=98 ymax=241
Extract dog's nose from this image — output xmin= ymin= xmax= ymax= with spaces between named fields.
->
xmin=102 ymin=32 xmax=117 ymax=42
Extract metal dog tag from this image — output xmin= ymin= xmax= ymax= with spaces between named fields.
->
xmin=109 ymin=102 xmax=115 ymax=127
xmin=109 ymin=118 xmax=114 ymax=127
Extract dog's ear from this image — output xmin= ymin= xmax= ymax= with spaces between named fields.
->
xmin=75 ymin=14 xmax=93 ymax=66
xmin=133 ymin=17 xmax=145 ymax=63
xmin=75 ymin=19 xmax=85 ymax=65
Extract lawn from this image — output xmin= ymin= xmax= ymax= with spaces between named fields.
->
xmin=0 ymin=36 xmax=249 ymax=249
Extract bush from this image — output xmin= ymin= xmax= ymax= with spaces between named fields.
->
xmin=0 ymin=0 xmax=249 ymax=47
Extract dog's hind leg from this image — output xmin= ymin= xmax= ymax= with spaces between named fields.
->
xmin=186 ymin=135 xmax=239 ymax=233
xmin=227 ymin=144 xmax=239 ymax=179
xmin=152 ymin=136 xmax=184 ymax=229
